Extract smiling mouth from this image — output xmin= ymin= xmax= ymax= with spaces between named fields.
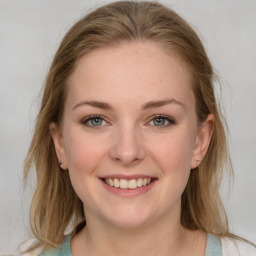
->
xmin=102 ymin=178 xmax=155 ymax=189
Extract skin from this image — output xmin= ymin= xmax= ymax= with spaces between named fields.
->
xmin=50 ymin=41 xmax=214 ymax=256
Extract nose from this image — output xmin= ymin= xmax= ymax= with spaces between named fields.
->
xmin=109 ymin=125 xmax=146 ymax=166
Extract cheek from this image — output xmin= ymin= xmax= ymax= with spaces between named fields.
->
xmin=149 ymin=130 xmax=195 ymax=173
xmin=63 ymin=130 xmax=108 ymax=175
xmin=151 ymin=131 xmax=195 ymax=203
xmin=63 ymin=130 xmax=109 ymax=203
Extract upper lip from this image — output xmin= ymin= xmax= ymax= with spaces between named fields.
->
xmin=99 ymin=174 xmax=157 ymax=180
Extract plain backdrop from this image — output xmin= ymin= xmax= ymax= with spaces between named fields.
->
xmin=0 ymin=0 xmax=255 ymax=254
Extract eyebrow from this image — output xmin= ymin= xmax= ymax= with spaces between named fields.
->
xmin=72 ymin=101 xmax=112 ymax=111
xmin=72 ymin=99 xmax=185 ymax=111
xmin=141 ymin=99 xmax=185 ymax=110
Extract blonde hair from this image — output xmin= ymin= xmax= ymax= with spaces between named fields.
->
xmin=24 ymin=0 xmax=233 ymax=251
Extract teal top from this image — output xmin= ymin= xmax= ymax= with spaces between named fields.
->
xmin=39 ymin=236 xmax=71 ymax=256
xmin=39 ymin=233 xmax=222 ymax=256
xmin=205 ymin=234 xmax=222 ymax=256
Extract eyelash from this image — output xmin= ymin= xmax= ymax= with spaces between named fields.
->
xmin=81 ymin=114 xmax=176 ymax=128
xmin=148 ymin=115 xmax=176 ymax=128
xmin=81 ymin=115 xmax=108 ymax=128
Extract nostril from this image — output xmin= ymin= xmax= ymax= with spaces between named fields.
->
xmin=109 ymin=134 xmax=146 ymax=165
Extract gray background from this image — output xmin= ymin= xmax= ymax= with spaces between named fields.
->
xmin=0 ymin=0 xmax=255 ymax=254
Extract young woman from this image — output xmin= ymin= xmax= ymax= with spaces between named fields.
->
xmin=23 ymin=1 xmax=256 ymax=255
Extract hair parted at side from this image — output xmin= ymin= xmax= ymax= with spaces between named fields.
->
xmin=24 ymin=0 xmax=233 ymax=251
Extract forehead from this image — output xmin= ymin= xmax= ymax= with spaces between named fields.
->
xmin=66 ymin=41 xmax=194 ymax=108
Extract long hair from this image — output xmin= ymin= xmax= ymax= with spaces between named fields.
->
xmin=24 ymin=1 xmax=233 ymax=251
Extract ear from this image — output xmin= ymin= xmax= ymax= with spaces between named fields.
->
xmin=190 ymin=114 xmax=214 ymax=169
xmin=49 ymin=122 xmax=68 ymax=170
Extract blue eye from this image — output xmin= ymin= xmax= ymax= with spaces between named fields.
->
xmin=150 ymin=115 xmax=175 ymax=127
xmin=82 ymin=115 xmax=107 ymax=127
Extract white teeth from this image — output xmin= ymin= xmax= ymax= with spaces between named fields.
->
xmin=109 ymin=178 xmax=114 ymax=186
xmin=114 ymin=178 xmax=120 ymax=188
xmin=137 ymin=178 xmax=143 ymax=187
xmin=104 ymin=177 xmax=152 ymax=189
xmin=120 ymin=179 xmax=128 ymax=189
xmin=128 ymin=179 xmax=137 ymax=189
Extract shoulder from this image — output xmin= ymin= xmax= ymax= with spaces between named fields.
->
xmin=220 ymin=237 xmax=256 ymax=256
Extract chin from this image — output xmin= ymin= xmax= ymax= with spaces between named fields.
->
xmin=102 ymin=204 xmax=157 ymax=229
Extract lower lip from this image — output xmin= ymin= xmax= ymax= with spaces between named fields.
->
xmin=100 ymin=179 xmax=157 ymax=197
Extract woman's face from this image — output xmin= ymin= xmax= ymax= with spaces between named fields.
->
xmin=51 ymin=41 xmax=213 ymax=228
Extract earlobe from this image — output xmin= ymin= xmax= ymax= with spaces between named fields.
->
xmin=191 ymin=114 xmax=214 ymax=169
xmin=49 ymin=122 xmax=68 ymax=170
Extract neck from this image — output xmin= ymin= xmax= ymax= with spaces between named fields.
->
xmin=71 ymin=211 xmax=205 ymax=256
